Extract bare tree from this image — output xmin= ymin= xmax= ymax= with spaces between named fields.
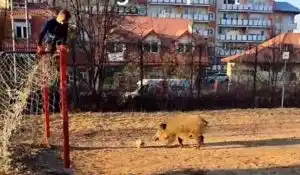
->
xmin=68 ymin=0 xmax=124 ymax=95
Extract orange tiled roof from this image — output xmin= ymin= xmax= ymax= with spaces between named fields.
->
xmin=118 ymin=16 xmax=192 ymax=39
xmin=221 ymin=32 xmax=300 ymax=63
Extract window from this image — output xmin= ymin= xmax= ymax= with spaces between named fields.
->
xmin=143 ymin=42 xmax=159 ymax=53
xmin=224 ymin=0 xmax=235 ymax=4
xmin=208 ymin=29 xmax=214 ymax=36
xmin=224 ymin=0 xmax=240 ymax=4
xmin=177 ymin=43 xmax=184 ymax=53
xmin=176 ymin=43 xmax=193 ymax=53
xmin=14 ymin=21 xmax=31 ymax=39
xmin=107 ymin=43 xmax=125 ymax=53
xmin=209 ymin=13 xmax=214 ymax=20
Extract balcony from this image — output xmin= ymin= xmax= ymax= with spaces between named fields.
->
xmin=217 ymin=34 xmax=267 ymax=42
xmin=219 ymin=4 xmax=273 ymax=13
xmin=288 ymin=23 xmax=298 ymax=30
xmin=219 ymin=19 xmax=271 ymax=28
xmin=276 ymin=23 xmax=298 ymax=32
xmin=148 ymin=0 xmax=214 ymax=6
xmin=153 ymin=12 xmax=215 ymax=22
xmin=193 ymin=29 xmax=214 ymax=37
xmin=216 ymin=49 xmax=244 ymax=57
xmin=108 ymin=52 xmax=125 ymax=62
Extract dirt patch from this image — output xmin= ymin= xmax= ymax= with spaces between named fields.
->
xmin=2 ymin=108 xmax=300 ymax=174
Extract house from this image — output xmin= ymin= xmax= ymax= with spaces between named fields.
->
xmin=3 ymin=0 xmax=299 ymax=73
xmin=221 ymin=32 xmax=300 ymax=88
xmin=73 ymin=16 xmax=211 ymax=84
xmin=0 ymin=3 xmax=56 ymax=52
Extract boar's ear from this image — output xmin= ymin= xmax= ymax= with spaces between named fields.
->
xmin=159 ymin=123 xmax=167 ymax=130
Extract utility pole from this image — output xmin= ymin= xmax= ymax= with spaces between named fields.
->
xmin=281 ymin=51 xmax=289 ymax=107
xmin=138 ymin=39 xmax=144 ymax=96
xmin=197 ymin=44 xmax=202 ymax=97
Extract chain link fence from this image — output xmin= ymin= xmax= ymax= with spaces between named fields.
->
xmin=2 ymin=42 xmax=299 ymax=112
xmin=64 ymin=42 xmax=300 ymax=112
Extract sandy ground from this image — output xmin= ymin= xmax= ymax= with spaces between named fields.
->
xmin=2 ymin=108 xmax=300 ymax=175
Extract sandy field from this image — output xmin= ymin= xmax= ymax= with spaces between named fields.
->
xmin=2 ymin=108 xmax=300 ymax=175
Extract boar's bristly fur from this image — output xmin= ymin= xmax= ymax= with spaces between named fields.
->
xmin=154 ymin=115 xmax=209 ymax=148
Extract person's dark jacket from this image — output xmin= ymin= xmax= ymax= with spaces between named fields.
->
xmin=38 ymin=17 xmax=68 ymax=46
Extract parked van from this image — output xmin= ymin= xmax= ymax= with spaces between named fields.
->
xmin=124 ymin=79 xmax=194 ymax=99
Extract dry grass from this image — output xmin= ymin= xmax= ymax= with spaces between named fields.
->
xmin=1 ymin=108 xmax=300 ymax=175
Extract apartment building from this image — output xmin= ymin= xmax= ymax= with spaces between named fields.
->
xmin=1 ymin=0 xmax=299 ymax=71
xmin=147 ymin=0 xmax=216 ymax=39
xmin=145 ymin=0 xmax=300 ymax=70
xmin=215 ymin=0 xmax=275 ymax=65
xmin=215 ymin=0 xmax=300 ymax=65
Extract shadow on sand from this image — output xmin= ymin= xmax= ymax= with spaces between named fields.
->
xmin=10 ymin=143 xmax=73 ymax=175
xmin=70 ymin=137 xmax=300 ymax=151
xmin=152 ymin=165 xmax=300 ymax=175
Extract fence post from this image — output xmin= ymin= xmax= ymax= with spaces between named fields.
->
xmin=252 ymin=45 xmax=258 ymax=108
xmin=198 ymin=44 xmax=202 ymax=97
xmin=138 ymin=40 xmax=144 ymax=96
xmin=59 ymin=45 xmax=70 ymax=168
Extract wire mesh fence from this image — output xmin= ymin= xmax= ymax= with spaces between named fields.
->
xmin=64 ymin=41 xmax=300 ymax=112
xmin=0 ymin=52 xmax=60 ymax=116
xmin=2 ymin=41 xmax=300 ymax=112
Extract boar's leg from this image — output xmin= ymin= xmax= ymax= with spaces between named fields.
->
xmin=196 ymin=135 xmax=204 ymax=149
xmin=177 ymin=137 xmax=184 ymax=148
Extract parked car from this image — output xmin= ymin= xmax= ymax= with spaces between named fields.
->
xmin=124 ymin=79 xmax=193 ymax=99
xmin=207 ymin=73 xmax=229 ymax=84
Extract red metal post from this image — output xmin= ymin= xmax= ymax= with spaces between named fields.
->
xmin=43 ymin=86 xmax=50 ymax=146
xmin=59 ymin=45 xmax=70 ymax=168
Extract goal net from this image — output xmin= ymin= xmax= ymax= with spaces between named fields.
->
xmin=0 ymin=51 xmax=59 ymax=164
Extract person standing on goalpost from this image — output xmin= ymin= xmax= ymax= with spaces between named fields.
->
xmin=37 ymin=9 xmax=71 ymax=56
xmin=36 ymin=9 xmax=71 ymax=150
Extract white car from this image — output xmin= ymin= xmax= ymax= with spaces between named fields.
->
xmin=207 ymin=73 xmax=229 ymax=84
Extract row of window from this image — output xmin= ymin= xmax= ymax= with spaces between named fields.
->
xmin=223 ymin=0 xmax=267 ymax=5
xmin=107 ymin=42 xmax=195 ymax=53
xmin=218 ymin=28 xmax=266 ymax=36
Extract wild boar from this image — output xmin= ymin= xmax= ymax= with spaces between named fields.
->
xmin=154 ymin=115 xmax=209 ymax=148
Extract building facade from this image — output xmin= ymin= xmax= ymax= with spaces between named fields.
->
xmin=144 ymin=0 xmax=300 ymax=71
xmin=1 ymin=0 xmax=299 ymax=72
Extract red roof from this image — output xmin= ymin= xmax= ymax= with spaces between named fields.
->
xmin=115 ymin=16 xmax=193 ymax=40
xmin=221 ymin=32 xmax=300 ymax=63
